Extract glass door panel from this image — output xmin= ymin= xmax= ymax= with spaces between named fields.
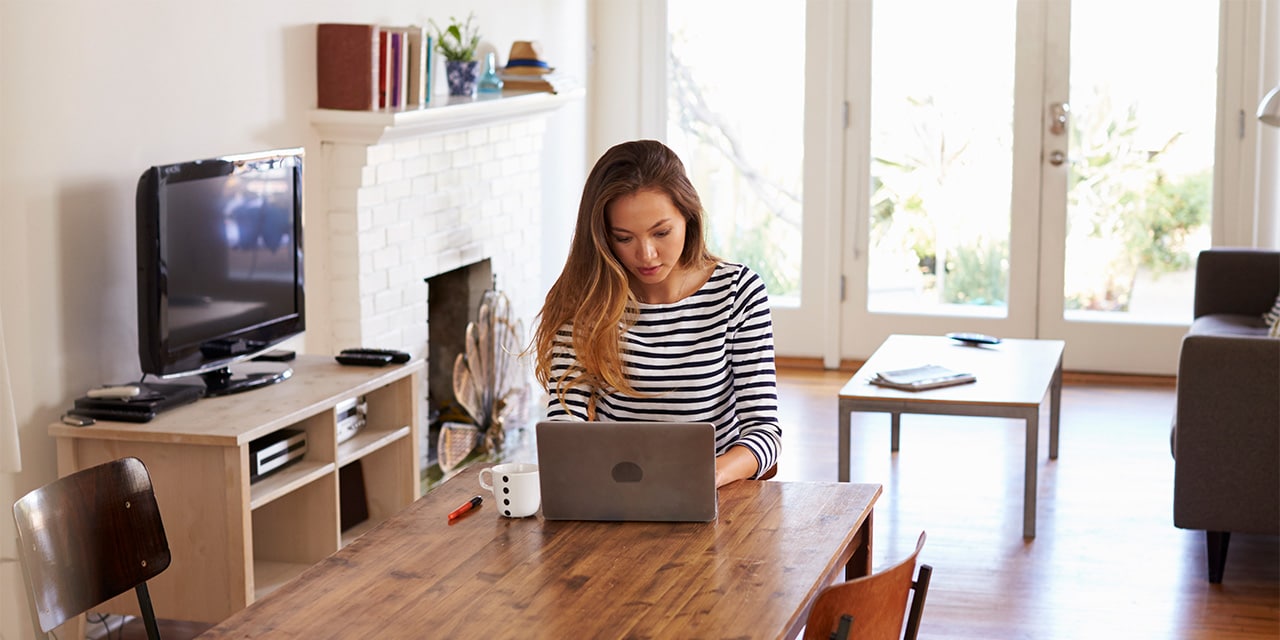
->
xmin=667 ymin=1 xmax=836 ymax=360
xmin=843 ymin=0 xmax=1038 ymax=360
xmin=866 ymin=0 xmax=1018 ymax=318
xmin=666 ymin=2 xmax=806 ymax=304
xmin=1036 ymin=0 xmax=1220 ymax=373
xmin=1060 ymin=0 xmax=1217 ymax=325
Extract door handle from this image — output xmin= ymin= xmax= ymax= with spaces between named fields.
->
xmin=1049 ymin=102 xmax=1070 ymax=135
xmin=1048 ymin=150 xmax=1067 ymax=166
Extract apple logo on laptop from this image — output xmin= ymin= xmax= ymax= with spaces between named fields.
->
xmin=611 ymin=461 xmax=643 ymax=483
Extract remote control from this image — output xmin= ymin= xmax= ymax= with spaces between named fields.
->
xmin=340 ymin=348 xmax=411 ymax=364
xmin=945 ymin=332 xmax=1002 ymax=345
xmin=86 ymin=385 xmax=142 ymax=399
xmin=335 ymin=352 xmax=395 ymax=367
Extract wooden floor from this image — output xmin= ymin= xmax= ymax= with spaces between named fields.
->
xmin=777 ymin=367 xmax=1279 ymax=639
xmin=114 ymin=367 xmax=1278 ymax=640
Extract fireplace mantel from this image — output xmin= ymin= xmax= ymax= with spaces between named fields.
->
xmin=309 ymin=88 xmax=584 ymax=145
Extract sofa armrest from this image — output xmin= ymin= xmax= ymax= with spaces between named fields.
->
xmin=1173 ymin=332 xmax=1280 ymax=533
xmin=1193 ymin=249 xmax=1280 ymax=319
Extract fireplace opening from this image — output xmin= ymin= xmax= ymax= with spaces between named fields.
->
xmin=424 ymin=259 xmax=494 ymax=467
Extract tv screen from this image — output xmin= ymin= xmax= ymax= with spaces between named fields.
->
xmin=136 ymin=148 xmax=305 ymax=396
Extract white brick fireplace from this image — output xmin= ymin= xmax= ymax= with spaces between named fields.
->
xmin=307 ymin=93 xmax=578 ymax=359
xmin=307 ymin=93 xmax=580 ymax=465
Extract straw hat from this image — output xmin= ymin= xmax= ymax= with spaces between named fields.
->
xmin=504 ymin=41 xmax=554 ymax=76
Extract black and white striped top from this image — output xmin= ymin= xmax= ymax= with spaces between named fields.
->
xmin=545 ymin=262 xmax=781 ymax=478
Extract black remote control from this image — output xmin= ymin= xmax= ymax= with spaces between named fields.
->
xmin=335 ymin=352 xmax=395 ymax=367
xmin=340 ymin=348 xmax=411 ymax=364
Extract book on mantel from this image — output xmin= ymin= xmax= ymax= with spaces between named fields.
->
xmin=869 ymin=364 xmax=976 ymax=391
xmin=316 ymin=23 xmax=432 ymax=111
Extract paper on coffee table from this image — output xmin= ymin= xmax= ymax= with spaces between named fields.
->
xmin=871 ymin=364 xmax=976 ymax=391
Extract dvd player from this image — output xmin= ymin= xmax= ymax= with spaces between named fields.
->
xmin=249 ymin=429 xmax=308 ymax=483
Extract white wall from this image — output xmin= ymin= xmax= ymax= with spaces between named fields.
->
xmin=0 ymin=1 xmax=586 ymax=636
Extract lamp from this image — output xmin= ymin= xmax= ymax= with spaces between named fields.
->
xmin=1260 ymin=85 xmax=1280 ymax=127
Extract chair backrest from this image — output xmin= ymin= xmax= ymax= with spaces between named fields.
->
xmin=12 ymin=456 xmax=170 ymax=638
xmin=804 ymin=531 xmax=932 ymax=640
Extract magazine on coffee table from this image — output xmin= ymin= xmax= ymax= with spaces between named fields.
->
xmin=870 ymin=364 xmax=976 ymax=391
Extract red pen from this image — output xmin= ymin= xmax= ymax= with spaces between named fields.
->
xmin=448 ymin=495 xmax=483 ymax=522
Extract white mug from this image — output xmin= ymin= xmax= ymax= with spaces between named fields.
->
xmin=478 ymin=462 xmax=540 ymax=518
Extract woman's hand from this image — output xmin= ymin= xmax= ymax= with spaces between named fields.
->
xmin=714 ymin=445 xmax=761 ymax=488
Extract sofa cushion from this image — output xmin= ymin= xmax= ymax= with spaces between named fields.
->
xmin=1189 ymin=313 xmax=1270 ymax=337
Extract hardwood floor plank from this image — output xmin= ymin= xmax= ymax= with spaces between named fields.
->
xmin=776 ymin=367 xmax=1279 ymax=639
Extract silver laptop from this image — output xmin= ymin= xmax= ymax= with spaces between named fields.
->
xmin=536 ymin=421 xmax=718 ymax=522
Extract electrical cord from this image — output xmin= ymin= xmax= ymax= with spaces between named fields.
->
xmin=86 ymin=612 xmax=113 ymax=640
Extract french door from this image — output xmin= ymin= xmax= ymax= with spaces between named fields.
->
xmin=840 ymin=0 xmax=1236 ymax=374
xmin=660 ymin=0 xmax=1256 ymax=374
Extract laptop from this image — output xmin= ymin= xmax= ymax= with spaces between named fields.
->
xmin=535 ymin=421 xmax=718 ymax=522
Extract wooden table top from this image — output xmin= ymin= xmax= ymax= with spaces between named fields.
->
xmin=198 ymin=464 xmax=881 ymax=639
xmin=839 ymin=334 xmax=1064 ymax=408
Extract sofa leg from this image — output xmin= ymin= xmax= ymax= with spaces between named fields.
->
xmin=1206 ymin=530 xmax=1231 ymax=583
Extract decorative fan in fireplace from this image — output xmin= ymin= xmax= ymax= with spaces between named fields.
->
xmin=445 ymin=289 xmax=526 ymax=466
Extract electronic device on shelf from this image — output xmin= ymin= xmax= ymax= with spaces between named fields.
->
xmin=336 ymin=396 xmax=367 ymax=444
xmin=69 ymin=381 xmax=203 ymax=423
xmin=136 ymin=148 xmax=305 ymax=397
xmin=249 ymin=429 xmax=308 ymax=483
xmin=66 ymin=406 xmax=156 ymax=424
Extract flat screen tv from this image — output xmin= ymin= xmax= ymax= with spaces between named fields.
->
xmin=136 ymin=147 xmax=305 ymax=396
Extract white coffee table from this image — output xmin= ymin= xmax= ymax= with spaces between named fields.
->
xmin=837 ymin=334 xmax=1065 ymax=538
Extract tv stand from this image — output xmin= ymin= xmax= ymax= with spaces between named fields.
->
xmin=49 ymin=355 xmax=423 ymax=624
xmin=200 ymin=361 xmax=293 ymax=397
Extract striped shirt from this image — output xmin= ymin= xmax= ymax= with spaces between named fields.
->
xmin=545 ymin=262 xmax=781 ymax=478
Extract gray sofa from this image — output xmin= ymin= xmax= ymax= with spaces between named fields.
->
xmin=1172 ymin=248 xmax=1280 ymax=583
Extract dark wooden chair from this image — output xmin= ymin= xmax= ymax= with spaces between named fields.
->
xmin=12 ymin=457 xmax=171 ymax=640
xmin=804 ymin=531 xmax=932 ymax=640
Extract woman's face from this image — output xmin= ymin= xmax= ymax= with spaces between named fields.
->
xmin=605 ymin=189 xmax=687 ymax=295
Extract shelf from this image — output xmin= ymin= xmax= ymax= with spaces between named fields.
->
xmin=309 ymin=88 xmax=585 ymax=144
xmin=340 ymin=518 xmax=380 ymax=547
xmin=338 ymin=425 xmax=411 ymax=466
xmin=249 ymin=460 xmax=335 ymax=511
xmin=49 ymin=355 xmax=422 ymax=624
xmin=254 ymin=560 xmax=311 ymax=601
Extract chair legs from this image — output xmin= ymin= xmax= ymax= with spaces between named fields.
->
xmin=135 ymin=583 xmax=161 ymax=640
xmin=1206 ymin=531 xmax=1231 ymax=584
xmin=902 ymin=564 xmax=933 ymax=640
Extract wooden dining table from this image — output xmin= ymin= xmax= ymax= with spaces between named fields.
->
xmin=198 ymin=464 xmax=881 ymax=639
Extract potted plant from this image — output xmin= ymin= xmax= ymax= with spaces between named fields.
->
xmin=429 ymin=13 xmax=481 ymax=97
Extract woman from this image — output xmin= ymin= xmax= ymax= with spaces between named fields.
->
xmin=531 ymin=140 xmax=781 ymax=487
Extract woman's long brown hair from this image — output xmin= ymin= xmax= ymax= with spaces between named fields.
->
xmin=531 ymin=140 xmax=718 ymax=409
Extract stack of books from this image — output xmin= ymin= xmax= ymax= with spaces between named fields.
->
xmin=316 ymin=23 xmax=433 ymax=111
xmin=869 ymin=364 xmax=976 ymax=391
